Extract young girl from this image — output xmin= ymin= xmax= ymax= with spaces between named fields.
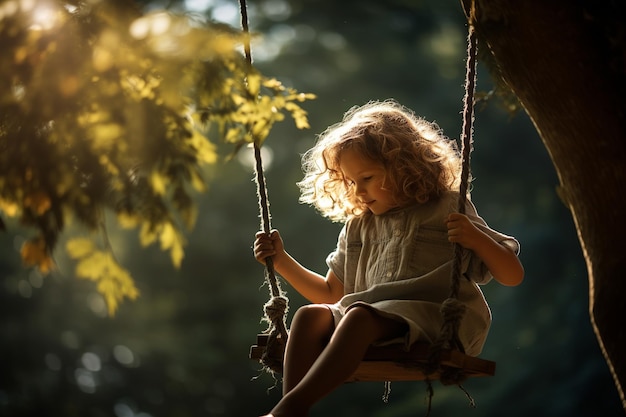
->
xmin=253 ymin=100 xmax=524 ymax=417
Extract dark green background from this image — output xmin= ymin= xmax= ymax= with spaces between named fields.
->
xmin=1 ymin=0 xmax=622 ymax=416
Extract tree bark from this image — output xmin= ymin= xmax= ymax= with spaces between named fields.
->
xmin=461 ymin=0 xmax=626 ymax=411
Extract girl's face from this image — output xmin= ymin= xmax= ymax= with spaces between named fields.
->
xmin=339 ymin=148 xmax=397 ymax=215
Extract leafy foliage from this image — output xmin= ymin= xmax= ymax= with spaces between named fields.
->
xmin=67 ymin=237 xmax=139 ymax=315
xmin=0 ymin=0 xmax=313 ymax=314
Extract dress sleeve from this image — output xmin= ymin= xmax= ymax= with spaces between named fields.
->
xmin=326 ymin=223 xmax=348 ymax=284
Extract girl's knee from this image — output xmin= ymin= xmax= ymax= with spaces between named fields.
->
xmin=342 ymin=305 xmax=377 ymax=324
xmin=290 ymin=304 xmax=334 ymax=337
xmin=292 ymin=304 xmax=332 ymax=323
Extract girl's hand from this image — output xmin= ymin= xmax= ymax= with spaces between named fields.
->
xmin=253 ymin=229 xmax=285 ymax=266
xmin=446 ymin=213 xmax=482 ymax=250
xmin=447 ymin=213 xmax=524 ymax=286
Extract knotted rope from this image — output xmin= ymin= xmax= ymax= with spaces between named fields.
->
xmin=239 ymin=0 xmax=289 ymax=375
xmin=428 ymin=18 xmax=477 ymax=374
xmin=407 ymin=21 xmax=478 ymax=417
xmin=439 ymin=14 xmax=478 ymax=367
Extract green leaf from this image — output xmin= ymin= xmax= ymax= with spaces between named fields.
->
xmin=159 ymin=221 xmax=185 ymax=268
xmin=66 ymin=238 xmax=96 ymax=259
xmin=75 ymin=250 xmax=139 ymax=316
xmin=150 ymin=170 xmax=168 ymax=196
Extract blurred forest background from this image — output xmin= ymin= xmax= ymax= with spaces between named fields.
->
xmin=1 ymin=0 xmax=624 ymax=416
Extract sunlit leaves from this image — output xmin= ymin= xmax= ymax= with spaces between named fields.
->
xmin=0 ymin=0 xmax=314 ymax=313
xmin=67 ymin=237 xmax=139 ymax=316
xmin=21 ymin=236 xmax=54 ymax=274
xmin=138 ymin=220 xmax=186 ymax=268
xmin=198 ymin=69 xmax=316 ymax=151
xmin=150 ymin=171 xmax=168 ymax=196
xmin=66 ymin=237 xmax=94 ymax=259
xmin=189 ymin=129 xmax=217 ymax=167
xmin=0 ymin=197 xmax=19 ymax=217
xmin=23 ymin=191 xmax=51 ymax=215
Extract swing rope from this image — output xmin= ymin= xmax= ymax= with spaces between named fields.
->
xmin=380 ymin=23 xmax=479 ymax=412
xmin=417 ymin=23 xmax=479 ymax=415
xmin=436 ymin=20 xmax=478 ymax=360
xmin=239 ymin=0 xmax=289 ymax=374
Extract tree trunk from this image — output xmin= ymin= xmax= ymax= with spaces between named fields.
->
xmin=462 ymin=0 xmax=626 ymax=411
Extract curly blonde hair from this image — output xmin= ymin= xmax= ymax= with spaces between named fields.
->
xmin=298 ymin=100 xmax=464 ymax=222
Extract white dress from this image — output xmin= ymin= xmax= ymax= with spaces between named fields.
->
xmin=325 ymin=191 xmax=519 ymax=356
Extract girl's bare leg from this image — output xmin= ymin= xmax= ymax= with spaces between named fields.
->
xmin=262 ymin=305 xmax=407 ymax=417
xmin=282 ymin=304 xmax=335 ymax=394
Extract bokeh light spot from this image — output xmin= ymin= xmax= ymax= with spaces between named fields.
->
xmin=74 ymin=368 xmax=97 ymax=393
xmin=130 ymin=17 xmax=150 ymax=40
xmin=184 ymin=0 xmax=213 ymax=13
xmin=28 ymin=270 xmax=43 ymax=288
xmin=87 ymin=292 xmax=108 ymax=317
xmin=237 ymin=144 xmax=273 ymax=172
xmin=30 ymin=4 xmax=59 ymax=30
xmin=113 ymin=344 xmax=137 ymax=367
xmin=211 ymin=2 xmax=239 ymax=26
xmin=17 ymin=279 xmax=32 ymax=298
xmin=318 ymin=31 xmax=346 ymax=51
xmin=0 ymin=2 xmax=19 ymax=20
xmin=260 ymin=0 xmax=291 ymax=21
xmin=81 ymin=352 xmax=102 ymax=372
xmin=149 ymin=12 xmax=171 ymax=36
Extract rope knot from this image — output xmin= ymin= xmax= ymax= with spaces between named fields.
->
xmin=260 ymin=295 xmax=289 ymax=375
xmin=437 ymin=297 xmax=466 ymax=353
xmin=264 ymin=295 xmax=288 ymax=324
xmin=440 ymin=298 xmax=466 ymax=323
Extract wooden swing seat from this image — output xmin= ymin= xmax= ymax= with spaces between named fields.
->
xmin=249 ymin=334 xmax=495 ymax=382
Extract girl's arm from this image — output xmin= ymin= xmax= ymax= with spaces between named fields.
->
xmin=446 ymin=213 xmax=524 ymax=286
xmin=253 ymin=230 xmax=345 ymax=303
